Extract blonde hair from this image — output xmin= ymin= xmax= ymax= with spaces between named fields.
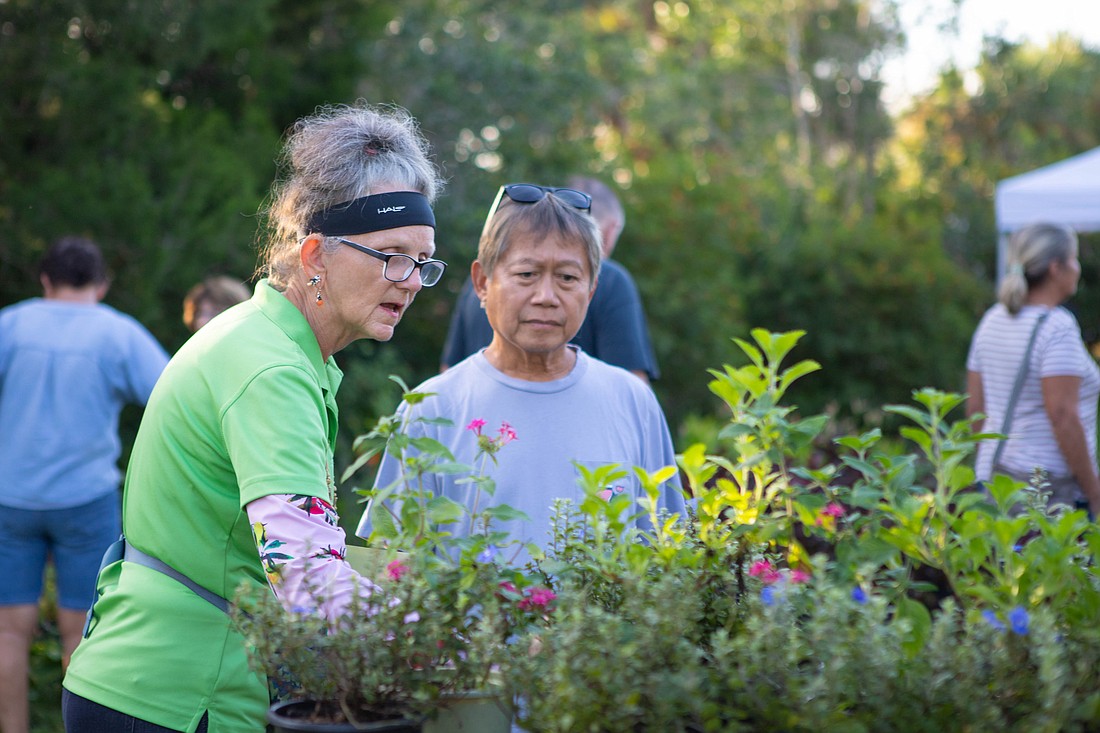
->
xmin=998 ymin=223 xmax=1078 ymax=314
xmin=257 ymin=101 xmax=443 ymax=289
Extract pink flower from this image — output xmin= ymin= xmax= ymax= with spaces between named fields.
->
xmin=518 ymin=586 xmax=557 ymax=611
xmin=466 ymin=418 xmax=487 ymax=434
xmin=815 ymin=502 xmax=846 ymax=529
xmin=789 ymin=569 xmax=811 ymax=584
xmin=598 ymin=485 xmax=626 ymax=501
xmin=497 ymin=422 xmax=518 ymax=445
xmin=749 ymin=560 xmax=781 ymax=584
xmin=748 ymin=560 xmax=771 ymax=577
xmin=386 ymin=559 xmax=410 ymax=582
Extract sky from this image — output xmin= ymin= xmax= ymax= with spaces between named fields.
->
xmin=881 ymin=0 xmax=1100 ymax=110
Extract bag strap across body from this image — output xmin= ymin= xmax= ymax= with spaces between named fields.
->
xmin=990 ymin=309 xmax=1051 ymax=470
xmin=83 ymin=534 xmax=230 ymax=638
xmin=123 ymin=541 xmax=231 ymax=614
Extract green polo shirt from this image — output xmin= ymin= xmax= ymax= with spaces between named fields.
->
xmin=64 ymin=280 xmax=343 ymax=733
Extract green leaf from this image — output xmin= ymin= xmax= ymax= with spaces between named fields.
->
xmin=482 ymin=505 xmax=531 ymax=522
xmin=427 ymin=460 xmax=474 ymax=475
xmin=885 ymin=405 xmax=929 ymax=428
xmin=778 ymin=359 xmax=821 ymax=394
xmin=426 ymin=496 xmax=466 ymax=524
xmin=835 ymin=428 xmax=883 ymax=452
xmin=898 ymin=426 xmax=932 ymax=454
xmin=894 ymin=596 xmax=932 ymax=657
xmin=369 ymin=506 xmax=399 ymax=540
xmin=732 ymin=336 xmax=764 ymax=369
xmin=409 ymin=436 xmax=456 ymax=460
xmin=401 ymin=389 xmax=437 ymax=405
xmin=340 ymin=444 xmax=384 ymax=482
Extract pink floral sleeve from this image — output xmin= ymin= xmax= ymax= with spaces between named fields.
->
xmin=246 ymin=493 xmax=379 ymax=622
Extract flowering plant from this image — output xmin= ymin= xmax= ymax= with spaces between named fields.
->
xmin=233 ymin=378 xmax=546 ymax=729
xmin=506 ymin=329 xmax=1100 ymax=732
xmin=236 ymin=334 xmax=1100 ymax=731
xmin=233 ymin=552 xmax=514 ymax=726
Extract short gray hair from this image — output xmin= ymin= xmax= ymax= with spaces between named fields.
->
xmin=998 ymin=223 xmax=1078 ymax=314
xmin=477 ymin=192 xmax=602 ymax=284
xmin=258 ymin=101 xmax=444 ymax=289
xmin=566 ymin=175 xmax=624 ymax=230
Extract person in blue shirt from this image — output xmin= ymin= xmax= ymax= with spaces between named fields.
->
xmin=440 ymin=176 xmax=660 ymax=383
xmin=0 ymin=236 xmax=168 ymax=733
xmin=362 ymin=184 xmax=684 ymax=566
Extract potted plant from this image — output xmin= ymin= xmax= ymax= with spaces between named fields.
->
xmin=234 ymin=547 xmax=518 ymax=732
xmin=233 ymin=378 xmax=545 ymax=732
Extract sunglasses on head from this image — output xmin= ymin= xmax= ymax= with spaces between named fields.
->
xmin=500 ymin=183 xmax=592 ymax=212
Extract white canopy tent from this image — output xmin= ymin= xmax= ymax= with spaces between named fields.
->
xmin=994 ymin=146 xmax=1100 ymax=282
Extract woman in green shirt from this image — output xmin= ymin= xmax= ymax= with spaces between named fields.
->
xmin=63 ymin=101 xmax=447 ymax=733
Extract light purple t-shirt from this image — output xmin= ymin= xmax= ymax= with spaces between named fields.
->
xmin=0 ymin=298 xmax=168 ymax=509
xmin=357 ymin=348 xmax=685 ymax=563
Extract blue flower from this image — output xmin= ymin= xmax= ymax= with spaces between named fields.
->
xmin=981 ymin=609 xmax=1006 ymax=631
xmin=761 ymin=586 xmax=776 ymax=607
xmin=851 ymin=586 xmax=868 ymax=605
xmin=1008 ymin=606 xmax=1030 ymax=635
xmin=476 ymin=545 xmax=499 ymax=563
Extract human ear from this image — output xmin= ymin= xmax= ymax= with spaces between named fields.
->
xmin=299 ymin=234 xmax=326 ymax=279
xmin=471 ymin=260 xmax=489 ymax=302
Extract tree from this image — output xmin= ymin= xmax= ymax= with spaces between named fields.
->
xmin=892 ymin=35 xmax=1100 ymax=344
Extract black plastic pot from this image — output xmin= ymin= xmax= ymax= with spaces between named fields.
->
xmin=267 ymin=700 xmax=422 ymax=733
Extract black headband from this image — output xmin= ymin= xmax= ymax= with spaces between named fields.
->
xmin=305 ymin=191 xmax=435 ymax=236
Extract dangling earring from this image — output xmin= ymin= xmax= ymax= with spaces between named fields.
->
xmin=308 ymin=274 xmax=324 ymax=306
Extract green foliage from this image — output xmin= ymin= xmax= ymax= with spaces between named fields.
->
xmin=511 ymin=574 xmax=708 ymax=733
xmin=6 ymin=0 xmax=1100 ymax=458
xmin=9 ymin=1 xmax=1100 ymax=725
xmin=236 ymin=388 xmax=550 ymax=724
xmin=0 ymin=1 xmax=409 ymax=514
xmin=350 ymin=377 xmax=537 ymax=564
xmin=504 ymin=329 xmax=1100 ymax=732
xmin=894 ymin=34 xmax=1100 ymax=297
xmin=234 ymin=555 xmax=514 ymax=724
xmin=705 ymin=588 xmax=1100 ymax=733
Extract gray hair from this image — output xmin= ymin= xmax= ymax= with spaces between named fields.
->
xmin=477 ymin=191 xmax=602 ymax=284
xmin=566 ymin=175 xmax=625 ymax=230
xmin=998 ymin=223 xmax=1078 ymax=314
xmin=258 ymin=101 xmax=444 ymax=289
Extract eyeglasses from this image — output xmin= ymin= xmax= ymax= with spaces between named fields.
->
xmin=335 ymin=238 xmax=447 ymax=287
xmin=501 ymin=183 xmax=591 ymax=212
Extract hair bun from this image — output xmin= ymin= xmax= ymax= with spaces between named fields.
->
xmin=363 ymin=135 xmax=392 ymax=156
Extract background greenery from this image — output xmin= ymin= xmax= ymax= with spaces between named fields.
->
xmin=4 ymin=1 xmax=1099 ymax=728
xmin=5 ymin=1 xmax=1100 ymax=441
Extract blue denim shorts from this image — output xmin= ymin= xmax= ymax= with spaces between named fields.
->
xmin=0 ymin=492 xmax=120 ymax=609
